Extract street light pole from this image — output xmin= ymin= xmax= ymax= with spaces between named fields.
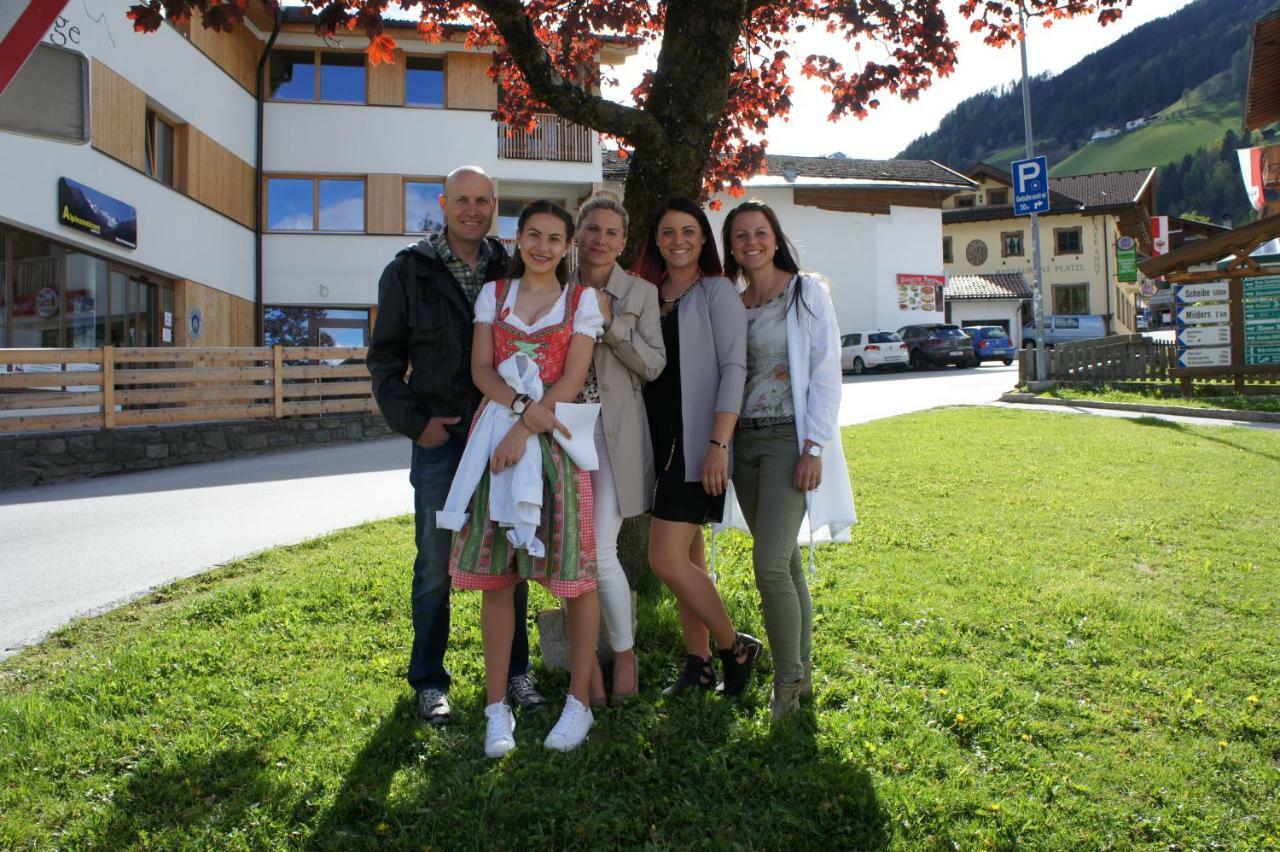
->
xmin=1019 ymin=5 xmax=1048 ymax=382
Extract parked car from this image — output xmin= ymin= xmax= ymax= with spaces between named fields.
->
xmin=840 ymin=331 xmax=909 ymax=374
xmin=961 ymin=325 xmax=1016 ymax=365
xmin=1021 ymin=315 xmax=1107 ymax=349
xmin=897 ymin=323 xmax=977 ymax=370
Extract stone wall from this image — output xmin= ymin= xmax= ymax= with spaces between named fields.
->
xmin=0 ymin=414 xmax=394 ymax=491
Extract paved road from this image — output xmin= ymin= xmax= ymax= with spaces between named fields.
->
xmin=0 ymin=362 xmax=1020 ymax=657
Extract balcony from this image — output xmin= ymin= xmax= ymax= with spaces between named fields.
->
xmin=498 ymin=114 xmax=593 ymax=163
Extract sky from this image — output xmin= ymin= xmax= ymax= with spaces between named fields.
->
xmin=604 ymin=0 xmax=1198 ymax=160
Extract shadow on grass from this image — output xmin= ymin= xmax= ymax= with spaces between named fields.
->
xmin=308 ymin=590 xmax=887 ymax=849
xmin=1131 ymin=416 xmax=1280 ymax=463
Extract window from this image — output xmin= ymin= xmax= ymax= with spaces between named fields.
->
xmin=953 ymin=195 xmax=976 ymax=209
xmin=1052 ymin=284 xmax=1089 ymax=315
xmin=498 ymin=199 xmax=531 ymax=240
xmin=942 ymin=236 xmax=953 ymax=264
xmin=267 ymin=51 xmax=366 ymax=103
xmin=405 ymin=181 xmax=445 ymax=233
xmin=1001 ymin=231 xmax=1024 ymax=258
xmin=0 ymin=43 xmax=88 ymax=142
xmin=986 ymin=188 xmax=1009 ymax=206
xmin=841 ymin=334 xmax=861 ymax=347
xmin=145 ymin=109 xmax=176 ymax=186
xmin=264 ymin=307 xmax=370 ymax=347
xmin=1055 ymin=227 xmax=1083 ymax=255
xmin=266 ymin=177 xmax=365 ymax=232
xmin=406 ymin=56 xmax=444 ymax=107
xmin=868 ymin=332 xmax=900 ymax=343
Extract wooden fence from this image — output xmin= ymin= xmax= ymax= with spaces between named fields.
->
xmin=0 ymin=346 xmax=375 ymax=434
xmin=1019 ymin=334 xmax=1280 ymax=393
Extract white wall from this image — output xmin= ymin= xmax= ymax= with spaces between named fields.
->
xmin=706 ymin=188 xmax=947 ymax=335
xmin=0 ymin=128 xmax=254 ymax=300
xmin=264 ymin=234 xmax=410 ymax=305
xmin=264 ymin=102 xmax=601 ymax=185
xmin=949 ymin=301 xmax=1025 ymax=347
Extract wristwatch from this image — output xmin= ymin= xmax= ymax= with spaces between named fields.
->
xmin=804 ymin=443 xmax=823 ymax=458
xmin=510 ymin=394 xmax=532 ymax=416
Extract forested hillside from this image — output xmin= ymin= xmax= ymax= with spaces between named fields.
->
xmin=898 ymin=0 xmax=1268 ymax=169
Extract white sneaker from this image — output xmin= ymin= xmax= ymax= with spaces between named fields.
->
xmin=483 ymin=701 xmax=516 ymax=759
xmin=543 ymin=695 xmax=593 ymax=752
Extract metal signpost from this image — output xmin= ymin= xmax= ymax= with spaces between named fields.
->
xmin=1014 ymin=7 xmax=1049 ymax=382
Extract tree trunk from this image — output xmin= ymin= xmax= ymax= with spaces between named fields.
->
xmin=619 ymin=0 xmax=747 ymax=264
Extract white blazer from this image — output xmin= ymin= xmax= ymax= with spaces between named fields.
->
xmin=717 ymin=274 xmax=856 ymax=561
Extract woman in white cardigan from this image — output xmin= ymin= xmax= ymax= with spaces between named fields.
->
xmin=720 ymin=200 xmax=856 ymax=720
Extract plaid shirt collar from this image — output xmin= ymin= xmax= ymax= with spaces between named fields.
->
xmin=431 ymin=229 xmax=494 ymax=304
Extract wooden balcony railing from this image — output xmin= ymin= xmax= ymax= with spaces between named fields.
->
xmin=497 ymin=113 xmax=593 ymax=163
xmin=0 ymin=347 xmax=375 ymax=435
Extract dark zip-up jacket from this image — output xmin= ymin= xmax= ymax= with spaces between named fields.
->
xmin=367 ymin=236 xmax=509 ymax=443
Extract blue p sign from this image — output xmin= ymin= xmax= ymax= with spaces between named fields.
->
xmin=1012 ymin=156 xmax=1049 ymax=216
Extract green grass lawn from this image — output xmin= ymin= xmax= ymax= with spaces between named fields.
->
xmin=3 ymin=408 xmax=1278 ymax=849
xmin=1039 ymin=385 xmax=1280 ymax=414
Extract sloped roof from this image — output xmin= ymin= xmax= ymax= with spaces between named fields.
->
xmin=1049 ymin=169 xmax=1155 ymax=209
xmin=944 ymin=273 xmax=1033 ymax=301
xmin=601 ymin=150 xmax=974 ymax=188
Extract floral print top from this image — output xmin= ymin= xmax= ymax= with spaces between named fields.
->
xmin=741 ymin=289 xmax=794 ymax=422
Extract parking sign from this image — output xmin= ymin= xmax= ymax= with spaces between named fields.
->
xmin=1012 ymin=156 xmax=1050 ymax=216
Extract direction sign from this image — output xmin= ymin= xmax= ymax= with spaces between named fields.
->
xmin=1245 ymin=324 xmax=1280 ymax=343
xmin=1012 ymin=156 xmax=1050 ymax=216
xmin=1178 ymin=346 xmax=1232 ymax=368
xmin=1247 ymin=320 xmax=1280 ymax=334
xmin=1177 ymin=304 xmax=1231 ymax=325
xmin=1174 ymin=282 xmax=1229 ymax=303
xmin=1246 ymin=349 xmax=1280 ymax=366
xmin=1244 ymin=275 xmax=1280 ymax=298
xmin=1244 ymin=298 xmax=1280 ymax=319
xmin=1177 ymin=325 xmax=1231 ymax=347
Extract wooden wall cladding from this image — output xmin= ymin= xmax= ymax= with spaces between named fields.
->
xmin=367 ymin=50 xmax=406 ymax=106
xmin=366 ymin=174 xmax=405 ymax=235
xmin=175 ymin=279 xmax=256 ymax=347
xmin=184 ymin=19 xmax=261 ymax=92
xmin=90 ymin=60 xmax=147 ymax=171
xmin=445 ymin=53 xmax=497 ymax=111
xmin=180 ymin=126 xmax=255 ymax=229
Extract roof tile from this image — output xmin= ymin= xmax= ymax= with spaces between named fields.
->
xmin=944 ymin=273 xmax=1034 ymax=300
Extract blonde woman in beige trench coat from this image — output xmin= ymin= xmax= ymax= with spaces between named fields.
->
xmin=570 ymin=192 xmax=666 ymax=705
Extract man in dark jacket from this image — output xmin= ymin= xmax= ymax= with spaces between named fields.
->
xmin=367 ymin=166 xmax=544 ymax=725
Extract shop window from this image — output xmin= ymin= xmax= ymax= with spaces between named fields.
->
xmin=0 ymin=43 xmax=88 ymax=143
xmin=987 ymin=188 xmax=1009 ymax=206
xmin=268 ymin=51 xmax=366 ymax=103
xmin=942 ymin=236 xmax=953 ymax=264
xmin=65 ymin=251 xmax=109 ymax=348
xmin=405 ymin=56 xmax=444 ymax=107
xmin=9 ymin=231 xmax=65 ymax=348
xmin=145 ymin=109 xmax=176 ymax=186
xmin=264 ymin=307 xmax=369 ymax=348
xmin=405 ymin=181 xmax=445 ymax=233
xmin=1052 ymin=284 xmax=1089 ymax=315
xmin=1001 ymin=231 xmax=1024 ymax=257
xmin=267 ymin=177 xmax=365 ymax=232
xmin=1055 ymin=227 xmax=1083 ymax=255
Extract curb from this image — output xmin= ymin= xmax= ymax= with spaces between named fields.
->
xmin=998 ymin=393 xmax=1280 ymax=424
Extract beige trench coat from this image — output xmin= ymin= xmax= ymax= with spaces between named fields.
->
xmin=572 ymin=263 xmax=667 ymax=518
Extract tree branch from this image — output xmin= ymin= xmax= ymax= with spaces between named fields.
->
xmin=472 ymin=0 xmax=665 ymax=149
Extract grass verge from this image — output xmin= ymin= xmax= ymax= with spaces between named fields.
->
xmin=1038 ymin=385 xmax=1280 ymax=413
xmin=2 ymin=407 xmax=1278 ymax=849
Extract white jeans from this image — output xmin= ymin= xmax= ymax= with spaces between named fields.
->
xmin=592 ymin=420 xmax=633 ymax=652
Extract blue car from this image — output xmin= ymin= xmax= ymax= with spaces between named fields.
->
xmin=963 ymin=326 xmax=1016 ymax=365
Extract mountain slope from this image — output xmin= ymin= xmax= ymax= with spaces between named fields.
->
xmin=897 ymin=0 xmax=1267 ymax=169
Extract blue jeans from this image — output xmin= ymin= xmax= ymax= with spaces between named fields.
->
xmin=408 ymin=435 xmax=530 ymax=692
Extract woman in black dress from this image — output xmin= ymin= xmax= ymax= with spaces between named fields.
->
xmin=632 ymin=197 xmax=762 ymax=697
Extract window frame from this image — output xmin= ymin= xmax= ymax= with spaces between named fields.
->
xmin=267 ymin=49 xmax=368 ymax=104
xmin=1052 ymin=283 xmax=1090 ymax=315
xmin=144 ymin=108 xmax=178 ymax=187
xmin=403 ymin=178 xmax=446 ymax=235
xmin=953 ymin=195 xmax=976 ymax=209
xmin=986 ymin=188 xmax=1009 ymax=206
xmin=1001 ymin=230 xmax=1025 ymax=258
xmin=0 ymin=42 xmax=90 ymax=144
xmin=1054 ymin=226 xmax=1084 ymax=256
xmin=942 ymin=236 xmax=953 ymax=264
xmin=264 ymin=175 xmax=367 ymax=234
xmin=404 ymin=55 xmax=446 ymax=108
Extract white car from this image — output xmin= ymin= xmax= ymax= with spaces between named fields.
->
xmin=840 ymin=331 xmax=909 ymax=374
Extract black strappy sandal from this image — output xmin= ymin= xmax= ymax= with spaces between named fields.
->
xmin=662 ymin=654 xmax=716 ymax=697
xmin=718 ymin=633 xmax=763 ymax=697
